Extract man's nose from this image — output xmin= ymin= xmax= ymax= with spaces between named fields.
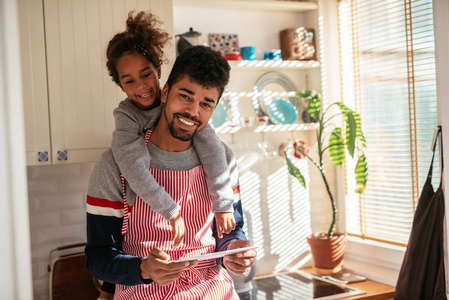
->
xmin=185 ymin=101 xmax=200 ymax=117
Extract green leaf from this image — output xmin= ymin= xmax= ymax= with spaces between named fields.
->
xmin=329 ymin=128 xmax=345 ymax=168
xmin=285 ymin=150 xmax=307 ymax=189
xmin=355 ymin=154 xmax=368 ymax=193
xmin=336 ymin=102 xmax=367 ymax=148
xmin=336 ymin=102 xmax=350 ymax=114
xmin=297 ymin=90 xmax=317 ymax=98
xmin=307 ymin=94 xmax=321 ymax=121
xmin=345 ymin=111 xmax=357 ymax=157
xmin=352 ymin=110 xmax=367 ymax=148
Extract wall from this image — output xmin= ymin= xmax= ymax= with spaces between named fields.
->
xmin=433 ymin=0 xmax=449 ymax=294
xmin=27 ymin=163 xmax=94 ymax=299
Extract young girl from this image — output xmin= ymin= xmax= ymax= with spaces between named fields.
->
xmin=107 ymin=11 xmax=236 ymax=248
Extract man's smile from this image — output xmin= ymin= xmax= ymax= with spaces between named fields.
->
xmin=178 ymin=117 xmax=195 ymax=126
xmin=175 ymin=113 xmax=201 ymax=129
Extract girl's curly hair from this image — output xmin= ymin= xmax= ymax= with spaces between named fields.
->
xmin=106 ymin=11 xmax=171 ymax=85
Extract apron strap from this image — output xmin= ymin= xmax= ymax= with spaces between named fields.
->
xmin=121 ymin=129 xmax=154 ymax=235
xmin=437 ymin=127 xmax=444 ymax=187
xmin=121 ymin=174 xmax=129 ymax=235
xmin=428 ymin=126 xmax=444 ymax=186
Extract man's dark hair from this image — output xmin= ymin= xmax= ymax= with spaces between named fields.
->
xmin=166 ymin=46 xmax=230 ymax=99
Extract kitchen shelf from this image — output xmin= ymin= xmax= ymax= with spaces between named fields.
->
xmin=214 ymin=122 xmax=318 ymax=134
xmin=173 ymin=0 xmax=318 ymax=12
xmin=228 ymin=60 xmax=320 ymax=70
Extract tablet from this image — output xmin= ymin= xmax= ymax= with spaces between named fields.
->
xmin=173 ymin=246 xmax=258 ymax=262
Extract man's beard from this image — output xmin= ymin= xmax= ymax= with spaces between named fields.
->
xmin=166 ymin=111 xmax=202 ymax=141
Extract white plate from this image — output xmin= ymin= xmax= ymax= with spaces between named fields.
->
xmin=173 ymin=246 xmax=258 ymax=263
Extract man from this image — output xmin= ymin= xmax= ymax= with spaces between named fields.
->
xmin=85 ymin=46 xmax=256 ymax=299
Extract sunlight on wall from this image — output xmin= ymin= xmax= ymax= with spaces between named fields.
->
xmin=232 ymin=137 xmax=312 ymax=275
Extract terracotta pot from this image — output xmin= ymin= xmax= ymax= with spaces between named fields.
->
xmin=307 ymin=232 xmax=348 ymax=275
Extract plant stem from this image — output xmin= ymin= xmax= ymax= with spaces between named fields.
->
xmin=304 ymin=151 xmax=337 ymax=238
xmin=319 ymin=168 xmax=337 ymax=238
xmin=318 ymin=103 xmax=337 ymax=238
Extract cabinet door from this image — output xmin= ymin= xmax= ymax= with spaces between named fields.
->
xmin=18 ymin=0 xmax=51 ymax=166
xmin=43 ymin=0 xmax=175 ymax=164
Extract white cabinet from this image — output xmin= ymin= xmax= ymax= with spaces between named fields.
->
xmin=19 ymin=0 xmax=51 ymax=165
xmin=19 ymin=0 xmax=175 ymax=165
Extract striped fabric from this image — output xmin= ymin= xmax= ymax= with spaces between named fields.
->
xmin=86 ymin=195 xmax=124 ymax=218
xmin=114 ymin=130 xmax=239 ymax=300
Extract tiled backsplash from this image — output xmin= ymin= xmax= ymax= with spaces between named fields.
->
xmin=27 ymin=163 xmax=95 ymax=300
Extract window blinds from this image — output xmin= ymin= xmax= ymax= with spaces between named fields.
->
xmin=338 ymin=0 xmax=439 ymax=246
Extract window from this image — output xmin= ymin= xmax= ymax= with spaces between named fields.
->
xmin=338 ymin=0 xmax=439 ymax=246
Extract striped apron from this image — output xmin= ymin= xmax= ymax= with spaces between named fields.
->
xmin=115 ymin=129 xmax=238 ymax=300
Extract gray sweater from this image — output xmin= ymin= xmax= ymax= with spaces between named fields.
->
xmin=111 ymin=99 xmax=234 ymax=221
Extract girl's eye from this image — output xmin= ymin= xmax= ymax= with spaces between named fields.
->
xmin=125 ymin=80 xmax=134 ymax=85
xmin=143 ymin=73 xmax=151 ymax=78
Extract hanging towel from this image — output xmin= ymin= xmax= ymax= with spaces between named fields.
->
xmin=395 ymin=131 xmax=446 ymax=300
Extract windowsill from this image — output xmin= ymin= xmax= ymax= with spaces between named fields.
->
xmin=343 ymin=237 xmax=405 ymax=286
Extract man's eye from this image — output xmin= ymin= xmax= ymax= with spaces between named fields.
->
xmin=180 ymin=94 xmax=189 ymax=99
xmin=202 ymin=103 xmax=211 ymax=108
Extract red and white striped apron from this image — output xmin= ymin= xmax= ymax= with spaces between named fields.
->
xmin=115 ymin=130 xmax=238 ymax=300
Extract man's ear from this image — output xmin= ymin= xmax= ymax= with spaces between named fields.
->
xmin=161 ymin=83 xmax=169 ymax=103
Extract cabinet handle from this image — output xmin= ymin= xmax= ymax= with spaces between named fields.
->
xmin=37 ymin=151 xmax=49 ymax=162
xmin=57 ymin=150 xmax=68 ymax=161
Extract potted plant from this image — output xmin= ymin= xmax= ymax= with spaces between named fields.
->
xmin=284 ymin=90 xmax=368 ymax=274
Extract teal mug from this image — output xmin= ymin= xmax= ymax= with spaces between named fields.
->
xmin=240 ymin=46 xmax=256 ymax=60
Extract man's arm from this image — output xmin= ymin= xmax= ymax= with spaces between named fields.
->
xmin=85 ymin=151 xmax=151 ymax=286
xmin=85 ymin=150 xmax=195 ymax=286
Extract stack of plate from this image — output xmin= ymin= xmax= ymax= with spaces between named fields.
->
xmin=251 ymin=71 xmax=299 ymax=125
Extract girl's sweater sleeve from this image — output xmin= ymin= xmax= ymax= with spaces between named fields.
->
xmin=111 ymin=100 xmax=179 ymax=221
xmin=193 ymin=124 xmax=234 ymax=213
xmin=213 ymin=143 xmax=247 ymax=264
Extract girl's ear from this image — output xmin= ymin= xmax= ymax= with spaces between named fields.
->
xmin=161 ymin=83 xmax=169 ymax=104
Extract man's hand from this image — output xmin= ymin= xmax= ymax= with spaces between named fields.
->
xmin=223 ymin=239 xmax=256 ymax=275
xmin=140 ymin=247 xmax=197 ymax=286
